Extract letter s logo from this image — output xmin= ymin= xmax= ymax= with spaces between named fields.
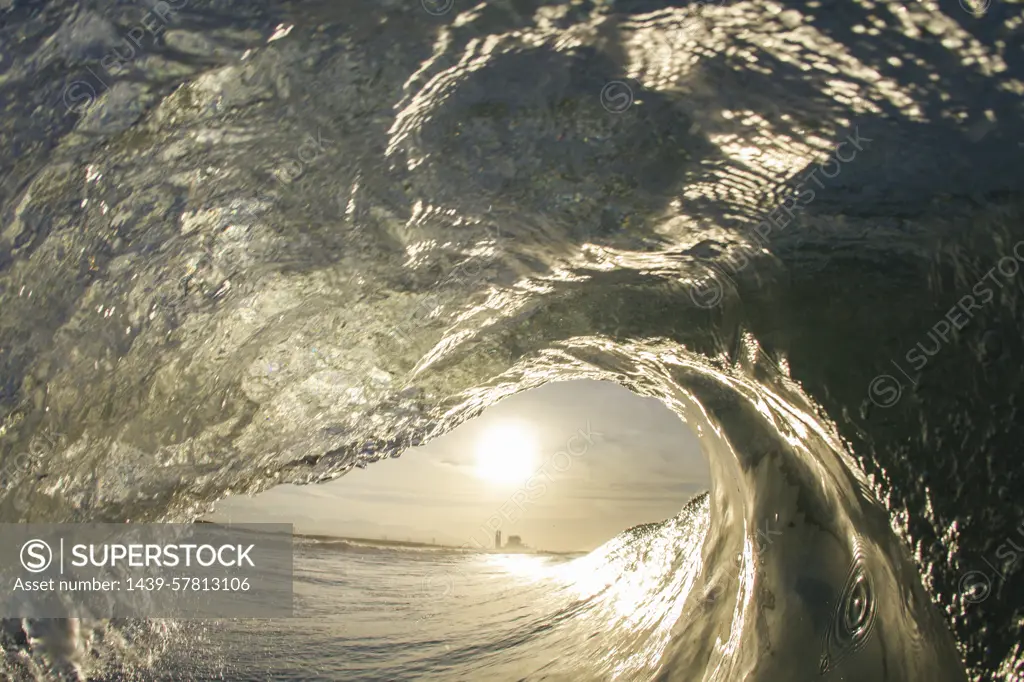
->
xmin=21 ymin=540 xmax=52 ymax=573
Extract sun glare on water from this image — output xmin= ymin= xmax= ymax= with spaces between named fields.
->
xmin=474 ymin=422 xmax=539 ymax=484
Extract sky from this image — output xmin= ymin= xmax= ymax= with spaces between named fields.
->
xmin=205 ymin=379 xmax=710 ymax=552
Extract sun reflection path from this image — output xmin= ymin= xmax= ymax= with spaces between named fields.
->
xmin=483 ymin=495 xmax=710 ymax=679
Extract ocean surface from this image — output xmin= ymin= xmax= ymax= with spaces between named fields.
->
xmin=111 ymin=509 xmax=705 ymax=682
xmin=1 ymin=0 xmax=1023 ymax=679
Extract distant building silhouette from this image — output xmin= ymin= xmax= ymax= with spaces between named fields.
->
xmin=507 ymin=535 xmax=522 ymax=548
xmin=495 ymin=530 xmax=501 ymax=548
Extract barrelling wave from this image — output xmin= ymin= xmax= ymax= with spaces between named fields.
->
xmin=0 ymin=0 xmax=1023 ymax=679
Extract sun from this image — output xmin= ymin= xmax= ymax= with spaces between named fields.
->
xmin=474 ymin=422 xmax=538 ymax=484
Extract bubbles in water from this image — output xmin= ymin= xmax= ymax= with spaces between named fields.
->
xmin=821 ymin=555 xmax=876 ymax=674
